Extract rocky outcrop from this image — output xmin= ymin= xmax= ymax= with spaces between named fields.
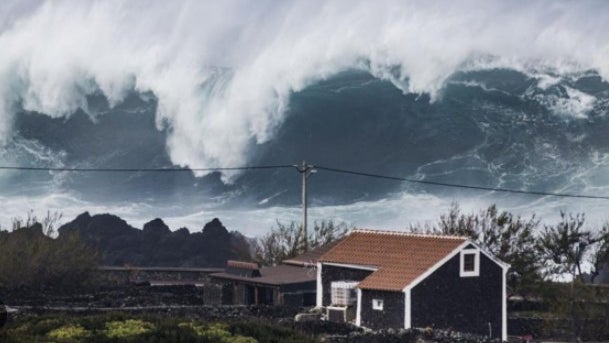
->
xmin=58 ymin=213 xmax=251 ymax=268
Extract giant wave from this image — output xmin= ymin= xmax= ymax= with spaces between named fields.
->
xmin=1 ymin=0 xmax=609 ymax=233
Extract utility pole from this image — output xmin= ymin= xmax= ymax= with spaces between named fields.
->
xmin=296 ymin=161 xmax=316 ymax=252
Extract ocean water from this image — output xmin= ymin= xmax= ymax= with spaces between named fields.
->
xmin=1 ymin=0 xmax=609 ymax=235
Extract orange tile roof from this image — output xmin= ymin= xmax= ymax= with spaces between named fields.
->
xmin=319 ymin=229 xmax=467 ymax=291
xmin=227 ymin=260 xmax=260 ymax=270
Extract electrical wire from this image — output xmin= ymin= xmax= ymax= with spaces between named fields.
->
xmin=0 ymin=165 xmax=295 ymax=172
xmin=314 ymin=165 xmax=609 ymax=200
xmin=1 ymin=163 xmax=608 ymax=200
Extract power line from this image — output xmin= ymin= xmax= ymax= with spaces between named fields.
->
xmin=314 ymin=165 xmax=609 ymax=200
xmin=0 ymin=165 xmax=295 ymax=172
xmin=1 ymin=163 xmax=609 ymax=200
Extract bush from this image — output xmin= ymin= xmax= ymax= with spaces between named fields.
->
xmin=0 ymin=212 xmax=98 ymax=291
xmin=104 ymin=319 xmax=155 ymax=339
xmin=0 ymin=314 xmax=273 ymax=343
xmin=47 ymin=324 xmax=91 ymax=341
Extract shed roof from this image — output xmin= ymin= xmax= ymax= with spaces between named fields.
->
xmin=210 ymin=264 xmax=316 ymax=286
xmin=319 ymin=229 xmax=467 ymax=291
xmin=283 ymin=238 xmax=345 ymax=266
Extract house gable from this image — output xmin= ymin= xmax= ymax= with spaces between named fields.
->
xmin=409 ymin=250 xmax=503 ymax=338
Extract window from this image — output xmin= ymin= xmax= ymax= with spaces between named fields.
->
xmin=460 ymin=248 xmax=480 ymax=277
xmin=463 ymin=253 xmax=475 ymax=272
xmin=372 ymin=298 xmax=384 ymax=311
xmin=331 ymin=281 xmax=359 ymax=306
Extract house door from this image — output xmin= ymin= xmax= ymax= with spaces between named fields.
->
xmin=245 ymin=285 xmax=256 ymax=305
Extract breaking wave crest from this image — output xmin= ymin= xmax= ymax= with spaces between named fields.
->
xmin=1 ymin=0 xmax=609 ymax=180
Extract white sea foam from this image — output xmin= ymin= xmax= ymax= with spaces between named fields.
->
xmin=0 ymin=1 xmax=608 ymax=180
xmin=527 ymin=85 xmax=597 ymax=119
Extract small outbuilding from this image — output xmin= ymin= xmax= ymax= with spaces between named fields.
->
xmin=316 ymin=229 xmax=509 ymax=341
xmin=208 ymin=241 xmax=341 ymax=306
xmin=209 ymin=260 xmax=317 ymax=306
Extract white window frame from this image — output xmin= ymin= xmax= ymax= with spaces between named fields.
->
xmin=460 ymin=248 xmax=480 ymax=277
xmin=330 ymin=281 xmax=359 ymax=306
xmin=372 ymin=298 xmax=384 ymax=311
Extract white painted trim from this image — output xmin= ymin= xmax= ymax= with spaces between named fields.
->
xmin=330 ymin=281 xmax=359 ymax=306
xmin=472 ymin=243 xmax=511 ymax=271
xmin=398 ymin=239 xmax=509 ymax=337
xmin=403 ymin=241 xmax=470 ymax=292
xmin=326 ymin=305 xmax=347 ymax=310
xmin=372 ymin=298 xmax=384 ymax=311
xmin=316 ymin=263 xmax=323 ymax=308
xmin=404 ymin=289 xmax=411 ymax=329
xmin=459 ymin=248 xmax=480 ymax=277
xmin=322 ymin=262 xmax=378 ymax=271
xmin=502 ymin=268 xmax=508 ymax=341
xmin=352 ymin=228 xmax=465 ymax=240
xmin=356 ymin=288 xmax=362 ymax=326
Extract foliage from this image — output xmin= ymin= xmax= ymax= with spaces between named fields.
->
xmin=0 ymin=211 xmax=98 ymax=290
xmin=416 ymin=203 xmax=542 ymax=296
xmin=177 ymin=322 xmax=258 ymax=343
xmin=0 ymin=314 xmax=305 ymax=343
xmin=104 ymin=319 xmax=154 ymax=339
xmin=9 ymin=210 xmax=63 ymax=236
xmin=256 ymin=219 xmax=349 ymax=266
xmin=539 ymin=281 xmax=609 ymax=341
xmin=588 ymin=223 xmax=609 ymax=283
xmin=426 ymin=204 xmax=609 ymax=307
xmin=47 ymin=324 xmax=91 ymax=341
xmin=534 ymin=213 xmax=609 ymax=341
xmin=230 ymin=320 xmax=311 ymax=343
xmin=537 ymin=212 xmax=595 ymax=278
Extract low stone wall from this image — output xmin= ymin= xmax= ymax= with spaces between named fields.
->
xmin=291 ymin=322 xmax=501 ymax=343
xmin=10 ymin=305 xmax=303 ymax=324
xmin=508 ymin=316 xmax=609 ymax=342
xmin=95 ymin=267 xmax=221 ymax=286
xmin=0 ymin=284 xmax=205 ymax=308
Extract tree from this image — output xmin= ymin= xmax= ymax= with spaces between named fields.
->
xmin=589 ymin=223 xmax=609 ymax=283
xmin=256 ymin=220 xmax=349 ymax=266
xmin=536 ymin=212 xmax=608 ymax=341
xmin=537 ymin=212 xmax=595 ymax=279
xmin=0 ymin=211 xmax=98 ymax=290
xmin=476 ymin=205 xmax=541 ymax=297
xmin=420 ymin=203 xmax=543 ymax=297
xmin=10 ymin=210 xmax=62 ymax=236
xmin=436 ymin=203 xmax=480 ymax=239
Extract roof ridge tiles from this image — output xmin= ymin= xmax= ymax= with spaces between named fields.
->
xmin=352 ymin=228 xmax=467 ymax=240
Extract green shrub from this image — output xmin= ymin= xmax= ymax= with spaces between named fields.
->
xmin=47 ymin=324 xmax=91 ymax=341
xmin=104 ymin=319 xmax=155 ymax=339
xmin=230 ymin=320 xmax=311 ymax=343
xmin=178 ymin=322 xmax=259 ymax=343
xmin=0 ymin=314 xmax=303 ymax=343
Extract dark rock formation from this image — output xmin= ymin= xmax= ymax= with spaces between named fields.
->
xmin=58 ymin=213 xmax=251 ymax=268
xmin=142 ymin=218 xmax=171 ymax=236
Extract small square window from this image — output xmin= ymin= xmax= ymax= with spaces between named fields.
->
xmin=372 ymin=299 xmax=384 ymax=311
xmin=460 ymin=249 xmax=480 ymax=277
